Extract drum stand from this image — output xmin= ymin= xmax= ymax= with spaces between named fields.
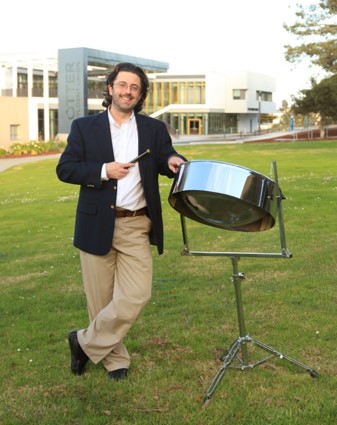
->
xmin=177 ymin=162 xmax=318 ymax=406
xmin=202 ymin=254 xmax=318 ymax=405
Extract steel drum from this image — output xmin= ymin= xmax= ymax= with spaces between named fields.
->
xmin=168 ymin=160 xmax=278 ymax=232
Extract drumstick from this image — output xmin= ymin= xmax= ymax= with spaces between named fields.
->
xmin=129 ymin=149 xmax=151 ymax=163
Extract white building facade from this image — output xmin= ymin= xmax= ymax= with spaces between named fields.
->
xmin=0 ymin=49 xmax=276 ymax=149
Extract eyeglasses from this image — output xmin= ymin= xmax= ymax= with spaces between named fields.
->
xmin=113 ymin=81 xmax=140 ymax=93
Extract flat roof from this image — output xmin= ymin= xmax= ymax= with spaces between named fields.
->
xmin=60 ymin=47 xmax=169 ymax=72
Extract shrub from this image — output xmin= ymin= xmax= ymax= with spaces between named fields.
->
xmin=0 ymin=147 xmax=8 ymax=158
xmin=2 ymin=140 xmax=66 ymax=157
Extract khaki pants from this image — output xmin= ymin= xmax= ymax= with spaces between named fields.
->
xmin=77 ymin=215 xmax=152 ymax=372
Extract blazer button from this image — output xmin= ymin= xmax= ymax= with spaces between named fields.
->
xmin=110 ymin=205 xmax=115 ymax=209
xmin=113 ymin=185 xmax=117 ymax=190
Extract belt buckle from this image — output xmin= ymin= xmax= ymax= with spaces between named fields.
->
xmin=132 ymin=210 xmax=137 ymax=217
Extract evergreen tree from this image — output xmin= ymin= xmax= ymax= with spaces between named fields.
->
xmin=284 ymin=0 xmax=337 ymax=74
xmin=292 ymin=74 xmax=337 ymax=136
xmin=284 ymin=1 xmax=337 ymax=136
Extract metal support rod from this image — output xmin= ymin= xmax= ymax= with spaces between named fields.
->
xmin=230 ymin=256 xmax=248 ymax=364
xmin=272 ymin=160 xmax=291 ymax=257
xmin=180 ymin=213 xmax=190 ymax=254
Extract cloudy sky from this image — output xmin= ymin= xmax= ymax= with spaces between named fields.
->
xmin=1 ymin=0 xmax=323 ymax=106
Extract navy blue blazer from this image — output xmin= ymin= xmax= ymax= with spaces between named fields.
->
xmin=56 ymin=110 xmax=185 ymax=255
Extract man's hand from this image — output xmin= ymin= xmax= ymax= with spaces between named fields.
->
xmin=168 ymin=156 xmax=185 ymax=174
xmin=105 ymin=162 xmax=135 ymax=179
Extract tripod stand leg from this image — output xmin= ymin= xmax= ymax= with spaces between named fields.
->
xmin=203 ymin=338 xmax=242 ymax=403
xmin=250 ymin=337 xmax=319 ymax=377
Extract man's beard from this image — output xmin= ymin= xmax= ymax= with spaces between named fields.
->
xmin=112 ymin=93 xmax=138 ymax=113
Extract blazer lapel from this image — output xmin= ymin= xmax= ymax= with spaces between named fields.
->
xmin=95 ymin=110 xmax=114 ymax=162
xmin=136 ymin=114 xmax=151 ymax=155
xmin=135 ymin=115 xmax=154 ymax=181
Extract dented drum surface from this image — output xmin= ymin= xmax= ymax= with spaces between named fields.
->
xmin=168 ymin=160 xmax=277 ymax=232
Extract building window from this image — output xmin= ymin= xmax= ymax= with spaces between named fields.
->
xmin=49 ymin=73 xmax=58 ymax=97
xmin=256 ymin=91 xmax=273 ymax=101
xmin=233 ymin=89 xmax=246 ymax=100
xmin=32 ymin=72 xmax=43 ymax=97
xmin=17 ymin=72 xmax=28 ymax=97
xmin=50 ymin=109 xmax=58 ymax=140
xmin=10 ymin=125 xmax=21 ymax=141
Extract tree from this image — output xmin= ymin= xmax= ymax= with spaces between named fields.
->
xmin=291 ymin=74 xmax=337 ymax=136
xmin=278 ymin=100 xmax=293 ymax=130
xmin=284 ymin=0 xmax=337 ymax=74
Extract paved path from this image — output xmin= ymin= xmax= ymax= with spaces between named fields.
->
xmin=0 ymin=130 xmax=300 ymax=173
xmin=0 ymin=154 xmax=61 ymax=173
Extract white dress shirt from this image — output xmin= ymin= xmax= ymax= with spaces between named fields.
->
xmin=103 ymin=111 xmax=146 ymax=210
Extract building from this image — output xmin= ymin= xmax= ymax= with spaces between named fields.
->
xmin=148 ymin=70 xmax=275 ymax=136
xmin=0 ymin=48 xmax=276 ymax=149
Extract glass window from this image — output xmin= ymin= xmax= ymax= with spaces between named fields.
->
xmin=10 ymin=125 xmax=21 ymax=141
xmin=49 ymin=73 xmax=58 ymax=97
xmin=256 ymin=91 xmax=273 ymax=101
xmin=17 ymin=72 xmax=28 ymax=97
xmin=33 ymin=73 xmax=43 ymax=97
xmin=233 ymin=89 xmax=245 ymax=100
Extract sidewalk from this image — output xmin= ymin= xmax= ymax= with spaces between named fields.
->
xmin=0 ymin=153 xmax=61 ymax=173
xmin=171 ymin=130 xmax=296 ymax=145
xmin=0 ymin=130 xmax=300 ymax=173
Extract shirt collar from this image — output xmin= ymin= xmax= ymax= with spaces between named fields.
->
xmin=108 ymin=108 xmax=135 ymax=127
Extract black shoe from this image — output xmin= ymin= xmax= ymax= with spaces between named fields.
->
xmin=68 ymin=330 xmax=89 ymax=375
xmin=108 ymin=368 xmax=128 ymax=381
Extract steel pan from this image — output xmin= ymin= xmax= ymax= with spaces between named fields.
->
xmin=168 ymin=160 xmax=278 ymax=232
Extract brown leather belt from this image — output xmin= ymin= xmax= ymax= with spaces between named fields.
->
xmin=115 ymin=207 xmax=147 ymax=218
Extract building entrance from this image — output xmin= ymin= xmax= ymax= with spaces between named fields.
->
xmin=188 ymin=118 xmax=202 ymax=135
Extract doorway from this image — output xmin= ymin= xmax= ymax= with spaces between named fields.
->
xmin=188 ymin=118 xmax=201 ymax=135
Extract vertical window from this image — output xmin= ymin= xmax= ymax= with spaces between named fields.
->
xmin=179 ymin=83 xmax=186 ymax=103
xmin=33 ymin=72 xmax=43 ymax=97
xmin=17 ymin=73 xmax=28 ymax=97
xmin=194 ymin=82 xmax=203 ymax=103
xmin=38 ymin=109 xmax=44 ymax=140
xmin=172 ymin=83 xmax=178 ymax=103
xmin=10 ymin=125 xmax=21 ymax=141
xmin=49 ymin=109 xmax=58 ymax=139
xmin=187 ymin=83 xmax=194 ymax=103
xmin=49 ymin=73 xmax=58 ymax=97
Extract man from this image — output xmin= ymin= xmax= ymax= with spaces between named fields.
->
xmin=56 ymin=62 xmax=186 ymax=381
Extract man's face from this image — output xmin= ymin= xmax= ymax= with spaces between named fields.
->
xmin=108 ymin=71 xmax=142 ymax=113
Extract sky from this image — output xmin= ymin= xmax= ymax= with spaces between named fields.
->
xmin=1 ymin=0 xmax=324 ymax=107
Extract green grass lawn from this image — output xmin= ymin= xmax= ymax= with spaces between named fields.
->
xmin=0 ymin=140 xmax=336 ymax=424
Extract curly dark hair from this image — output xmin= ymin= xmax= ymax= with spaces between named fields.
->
xmin=102 ymin=62 xmax=150 ymax=113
